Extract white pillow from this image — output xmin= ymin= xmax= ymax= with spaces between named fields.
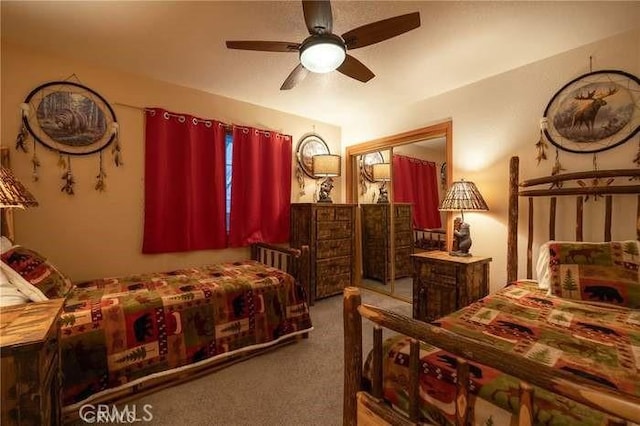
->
xmin=0 ymin=236 xmax=14 ymax=254
xmin=536 ymin=241 xmax=552 ymax=290
xmin=537 ymin=241 xmax=580 ymax=289
xmin=0 ymin=260 xmax=47 ymax=302
xmin=0 ymin=268 xmax=29 ymax=307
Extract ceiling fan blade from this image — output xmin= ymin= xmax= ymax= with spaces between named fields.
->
xmin=342 ymin=12 xmax=420 ymax=50
xmin=302 ymin=0 xmax=333 ymax=35
xmin=281 ymin=63 xmax=310 ymax=90
xmin=337 ymin=54 xmax=375 ymax=83
xmin=226 ymin=41 xmax=300 ymax=52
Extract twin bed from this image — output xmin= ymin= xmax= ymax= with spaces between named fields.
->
xmin=0 ymin=238 xmax=312 ymax=422
xmin=344 ymin=156 xmax=640 ymax=425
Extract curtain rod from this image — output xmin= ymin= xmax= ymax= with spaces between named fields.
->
xmin=114 ymin=102 xmax=231 ymax=129
xmin=394 ymin=153 xmax=436 ymax=166
xmin=113 ymin=102 xmax=289 ymax=138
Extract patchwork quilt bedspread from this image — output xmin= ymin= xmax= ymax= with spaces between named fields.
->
xmin=60 ymin=260 xmax=312 ymax=407
xmin=366 ymin=281 xmax=640 ymax=425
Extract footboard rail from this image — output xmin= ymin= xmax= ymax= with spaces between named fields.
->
xmin=343 ymin=287 xmax=640 ymax=426
xmin=250 ymin=243 xmax=311 ymax=306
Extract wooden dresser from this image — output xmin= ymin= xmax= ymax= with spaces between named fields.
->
xmin=1 ymin=299 xmax=64 ymax=426
xmin=361 ymin=203 xmax=413 ymax=283
xmin=412 ymin=251 xmax=491 ymax=322
xmin=290 ymin=203 xmax=356 ymax=301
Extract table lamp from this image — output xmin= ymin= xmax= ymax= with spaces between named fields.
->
xmin=312 ymin=154 xmax=341 ymax=203
xmin=439 ymin=179 xmax=488 ymax=256
xmin=372 ymin=163 xmax=390 ymax=204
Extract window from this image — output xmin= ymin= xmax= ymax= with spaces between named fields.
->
xmin=225 ymin=132 xmax=233 ymax=231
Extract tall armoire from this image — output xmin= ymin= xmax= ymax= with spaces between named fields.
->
xmin=290 ymin=203 xmax=356 ymax=302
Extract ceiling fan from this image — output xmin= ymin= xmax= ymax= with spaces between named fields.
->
xmin=225 ymin=1 xmax=420 ymax=90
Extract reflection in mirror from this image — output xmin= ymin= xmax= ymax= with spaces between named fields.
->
xmin=346 ymin=121 xmax=452 ymax=302
xmin=358 ymin=150 xmax=393 ymax=296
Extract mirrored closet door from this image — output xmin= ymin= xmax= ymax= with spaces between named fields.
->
xmin=345 ymin=121 xmax=453 ymax=302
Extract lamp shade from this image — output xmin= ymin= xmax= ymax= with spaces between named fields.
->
xmin=312 ymin=154 xmax=341 ymax=177
xmin=0 ymin=167 xmax=38 ymax=209
xmin=439 ymin=180 xmax=488 ymax=212
xmin=372 ymin=163 xmax=391 ymax=182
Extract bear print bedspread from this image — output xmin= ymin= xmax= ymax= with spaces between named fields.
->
xmin=365 ymin=281 xmax=640 ymax=425
xmin=60 ymin=260 xmax=312 ymax=408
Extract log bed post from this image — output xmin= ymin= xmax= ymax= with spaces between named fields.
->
xmin=344 ymin=287 xmax=363 ymax=426
xmin=507 ymin=156 xmax=519 ymax=284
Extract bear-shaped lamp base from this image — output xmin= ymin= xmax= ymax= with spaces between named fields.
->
xmin=450 ymin=220 xmax=473 ymax=257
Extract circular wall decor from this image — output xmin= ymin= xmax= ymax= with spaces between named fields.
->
xmin=296 ymin=134 xmax=329 ymax=178
xmin=543 ymin=70 xmax=640 ymax=154
xmin=22 ymin=81 xmax=118 ymax=156
xmin=361 ymin=151 xmax=385 ymax=182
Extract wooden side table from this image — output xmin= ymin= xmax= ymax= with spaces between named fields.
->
xmin=1 ymin=299 xmax=64 ymax=425
xmin=412 ymin=251 xmax=491 ymax=322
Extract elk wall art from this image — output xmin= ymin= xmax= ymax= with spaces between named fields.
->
xmin=540 ymin=70 xmax=640 ymax=155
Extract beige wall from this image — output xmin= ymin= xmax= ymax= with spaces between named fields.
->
xmin=1 ymin=42 xmax=341 ymax=281
xmin=343 ymin=28 xmax=640 ymax=291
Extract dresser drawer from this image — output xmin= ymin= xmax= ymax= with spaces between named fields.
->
xmin=395 ymin=230 xmax=413 ymax=246
xmin=427 ymin=262 xmax=456 ymax=278
xmin=334 ymin=207 xmax=353 ymax=221
xmin=317 ymin=256 xmax=352 ymax=276
xmin=316 ymin=273 xmax=351 ymax=298
xmin=316 ymin=206 xmax=353 ymax=222
xmin=317 ymin=238 xmax=352 ymax=259
xmin=317 ymin=220 xmax=352 ymax=240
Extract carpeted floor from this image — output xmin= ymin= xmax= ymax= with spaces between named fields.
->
xmin=91 ymin=288 xmax=411 ymax=426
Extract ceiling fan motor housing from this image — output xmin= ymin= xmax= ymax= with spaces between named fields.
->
xmin=299 ymin=33 xmax=346 ymax=73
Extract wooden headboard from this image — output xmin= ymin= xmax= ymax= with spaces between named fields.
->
xmin=506 ymin=156 xmax=640 ymax=283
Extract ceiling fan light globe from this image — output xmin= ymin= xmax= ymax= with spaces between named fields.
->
xmin=300 ymin=40 xmax=345 ymax=73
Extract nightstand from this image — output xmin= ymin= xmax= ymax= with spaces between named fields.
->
xmin=1 ymin=299 xmax=64 ymax=425
xmin=412 ymin=251 xmax=491 ymax=322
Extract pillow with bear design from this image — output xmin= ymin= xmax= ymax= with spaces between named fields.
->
xmin=0 ymin=245 xmax=73 ymax=300
xmin=547 ymin=241 xmax=640 ymax=309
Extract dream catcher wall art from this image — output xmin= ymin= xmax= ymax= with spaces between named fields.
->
xmin=536 ymin=69 xmax=640 ymax=194
xmin=15 ymin=78 xmax=121 ymax=195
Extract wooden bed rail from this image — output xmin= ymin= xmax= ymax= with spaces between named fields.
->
xmin=343 ymin=287 xmax=640 ymax=426
xmin=250 ymin=242 xmax=311 ymax=306
xmin=507 ymin=157 xmax=640 ymax=282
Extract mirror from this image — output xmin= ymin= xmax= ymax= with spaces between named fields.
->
xmin=346 ymin=121 xmax=452 ymax=302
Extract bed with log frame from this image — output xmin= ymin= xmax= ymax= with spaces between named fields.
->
xmin=344 ymin=156 xmax=640 ymax=425
xmin=54 ymin=242 xmax=311 ymax=422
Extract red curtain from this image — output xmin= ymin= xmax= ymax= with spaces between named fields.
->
xmin=228 ymin=127 xmax=292 ymax=247
xmin=143 ymin=108 xmax=227 ymax=253
xmin=393 ymin=155 xmax=442 ymax=229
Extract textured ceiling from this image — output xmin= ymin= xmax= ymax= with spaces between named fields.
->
xmin=3 ymin=1 xmax=640 ymax=136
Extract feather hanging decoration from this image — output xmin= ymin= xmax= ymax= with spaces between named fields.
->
xmin=359 ymin=167 xmax=368 ymax=196
xmin=549 ymin=148 xmax=565 ymax=189
xmin=61 ymin=156 xmax=75 ymax=195
xmin=15 ymin=103 xmax=31 ymax=152
xmin=295 ymin=164 xmax=305 ymax=196
xmin=95 ymin=152 xmax=107 ymax=192
xmin=535 ymin=118 xmax=549 ymax=165
xmin=31 ymin=140 xmax=40 ymax=181
xmin=632 ymin=137 xmax=640 ymax=181
xmin=111 ymin=122 xmax=123 ymax=166
xmin=57 ymin=151 xmax=67 ymax=170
